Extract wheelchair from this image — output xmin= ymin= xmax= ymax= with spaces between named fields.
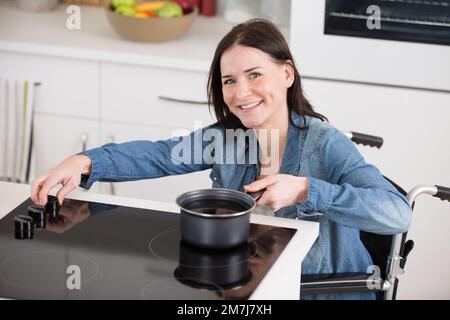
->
xmin=299 ymin=131 xmax=450 ymax=300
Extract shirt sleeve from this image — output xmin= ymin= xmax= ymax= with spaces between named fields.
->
xmin=296 ymin=128 xmax=412 ymax=235
xmin=79 ymin=124 xmax=219 ymax=189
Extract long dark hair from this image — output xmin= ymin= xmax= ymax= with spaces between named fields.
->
xmin=207 ymin=19 xmax=327 ymax=129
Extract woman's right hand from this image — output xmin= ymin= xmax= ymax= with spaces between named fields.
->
xmin=31 ymin=154 xmax=92 ymax=207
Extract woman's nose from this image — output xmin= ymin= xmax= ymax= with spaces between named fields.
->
xmin=235 ymin=80 xmax=252 ymax=99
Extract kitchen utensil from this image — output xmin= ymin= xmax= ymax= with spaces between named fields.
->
xmin=176 ymin=188 xmax=255 ymax=249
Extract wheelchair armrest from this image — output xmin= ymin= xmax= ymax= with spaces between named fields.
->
xmin=301 ymin=272 xmax=384 ymax=296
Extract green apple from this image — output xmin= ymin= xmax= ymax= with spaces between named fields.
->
xmin=115 ymin=5 xmax=135 ymax=16
xmin=157 ymin=2 xmax=183 ymax=18
xmin=112 ymin=0 xmax=136 ymax=9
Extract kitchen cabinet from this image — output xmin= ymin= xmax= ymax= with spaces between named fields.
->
xmin=32 ymin=113 xmax=101 ymax=192
xmin=99 ymin=62 xmax=215 ymax=202
xmin=0 ymin=50 xmax=213 ymax=200
xmin=0 ymin=52 xmax=99 ymax=119
xmin=101 ymin=62 xmax=214 ymax=128
xmin=99 ymin=120 xmax=212 ymax=203
xmin=0 ymin=51 xmax=101 ymax=191
xmin=0 ymin=50 xmax=214 ymax=201
xmin=301 ymin=78 xmax=450 ymax=189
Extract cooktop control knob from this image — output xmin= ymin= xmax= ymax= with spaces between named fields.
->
xmin=27 ymin=205 xmax=46 ymax=229
xmin=15 ymin=215 xmax=34 ymax=240
xmin=45 ymin=195 xmax=60 ymax=220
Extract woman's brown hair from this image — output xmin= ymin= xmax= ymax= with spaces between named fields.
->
xmin=207 ymin=18 xmax=327 ymax=129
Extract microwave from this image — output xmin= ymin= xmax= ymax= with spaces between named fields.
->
xmin=290 ymin=0 xmax=450 ymax=91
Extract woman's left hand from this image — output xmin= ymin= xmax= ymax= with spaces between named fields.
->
xmin=244 ymin=174 xmax=308 ymax=212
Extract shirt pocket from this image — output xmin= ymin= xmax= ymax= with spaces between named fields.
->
xmin=209 ymin=166 xmax=222 ymax=188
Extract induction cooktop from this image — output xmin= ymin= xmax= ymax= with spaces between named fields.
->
xmin=0 ymin=197 xmax=296 ymax=300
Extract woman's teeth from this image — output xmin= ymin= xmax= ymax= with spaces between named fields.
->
xmin=240 ymin=101 xmax=263 ymax=110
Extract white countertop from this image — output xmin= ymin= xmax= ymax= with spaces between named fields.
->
xmin=0 ymin=0 xmax=234 ymax=71
xmin=0 ymin=181 xmax=319 ymax=300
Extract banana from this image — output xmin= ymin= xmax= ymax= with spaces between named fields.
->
xmin=135 ymin=1 xmax=167 ymax=13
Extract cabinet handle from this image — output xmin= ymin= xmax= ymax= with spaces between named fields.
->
xmin=158 ymin=96 xmax=208 ymax=105
xmin=80 ymin=132 xmax=88 ymax=152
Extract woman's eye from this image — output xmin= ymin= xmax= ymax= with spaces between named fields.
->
xmin=223 ymin=79 xmax=234 ymax=85
xmin=250 ymin=72 xmax=261 ymax=79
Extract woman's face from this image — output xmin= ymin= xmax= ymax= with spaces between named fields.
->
xmin=220 ymin=44 xmax=294 ymax=129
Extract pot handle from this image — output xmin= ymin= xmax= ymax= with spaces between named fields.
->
xmin=247 ymin=190 xmax=264 ymax=201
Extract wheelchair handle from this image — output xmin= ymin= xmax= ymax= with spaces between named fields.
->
xmin=407 ymin=185 xmax=450 ymax=204
xmin=435 ymin=185 xmax=450 ymax=202
xmin=345 ymin=131 xmax=383 ymax=149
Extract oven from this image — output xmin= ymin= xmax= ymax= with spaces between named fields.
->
xmin=289 ymin=0 xmax=450 ymax=91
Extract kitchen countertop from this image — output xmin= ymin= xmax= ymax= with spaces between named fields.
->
xmin=0 ymin=181 xmax=319 ymax=300
xmin=0 ymin=0 xmax=234 ymax=72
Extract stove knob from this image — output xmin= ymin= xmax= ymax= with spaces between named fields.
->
xmin=45 ymin=195 xmax=60 ymax=220
xmin=27 ymin=205 xmax=47 ymax=229
xmin=15 ymin=215 xmax=34 ymax=240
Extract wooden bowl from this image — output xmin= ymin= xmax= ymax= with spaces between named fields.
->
xmin=105 ymin=6 xmax=198 ymax=42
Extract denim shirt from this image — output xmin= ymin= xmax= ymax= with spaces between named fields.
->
xmin=81 ymin=111 xmax=412 ymax=300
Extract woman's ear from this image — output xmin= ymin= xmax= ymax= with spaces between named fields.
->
xmin=283 ymin=60 xmax=295 ymax=88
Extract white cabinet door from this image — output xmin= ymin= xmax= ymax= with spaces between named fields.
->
xmin=32 ymin=113 xmax=100 ymax=191
xmin=302 ymin=78 xmax=450 ymax=187
xmin=98 ymin=121 xmax=211 ymax=203
xmin=101 ymin=62 xmax=215 ymax=129
xmin=0 ymin=52 xmax=99 ymax=119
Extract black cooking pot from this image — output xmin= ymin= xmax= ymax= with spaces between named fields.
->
xmin=174 ymin=240 xmax=252 ymax=290
xmin=176 ymin=188 xmax=257 ymax=249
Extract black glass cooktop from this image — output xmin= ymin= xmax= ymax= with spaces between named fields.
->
xmin=0 ymin=198 xmax=296 ymax=300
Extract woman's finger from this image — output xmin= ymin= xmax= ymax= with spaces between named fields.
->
xmin=31 ymin=175 xmax=47 ymax=204
xmin=257 ymin=190 xmax=272 ymax=207
xmin=55 ymin=178 xmax=78 ymax=205
xmin=244 ymin=175 xmax=277 ymax=192
xmin=38 ymin=177 xmax=60 ymax=206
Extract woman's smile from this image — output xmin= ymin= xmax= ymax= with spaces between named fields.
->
xmin=239 ymin=100 xmax=264 ymax=111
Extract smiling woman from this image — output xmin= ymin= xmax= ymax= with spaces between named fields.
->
xmin=207 ymin=19 xmax=326 ymax=131
xmin=31 ymin=18 xmax=412 ymax=300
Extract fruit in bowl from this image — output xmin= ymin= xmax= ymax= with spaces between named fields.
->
xmin=106 ymin=1 xmax=198 ymax=42
xmin=171 ymin=0 xmax=195 ymax=14
xmin=156 ymin=2 xmax=183 ymax=17
xmin=112 ymin=1 xmax=193 ymax=18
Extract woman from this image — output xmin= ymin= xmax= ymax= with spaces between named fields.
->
xmin=31 ymin=19 xmax=412 ymax=299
